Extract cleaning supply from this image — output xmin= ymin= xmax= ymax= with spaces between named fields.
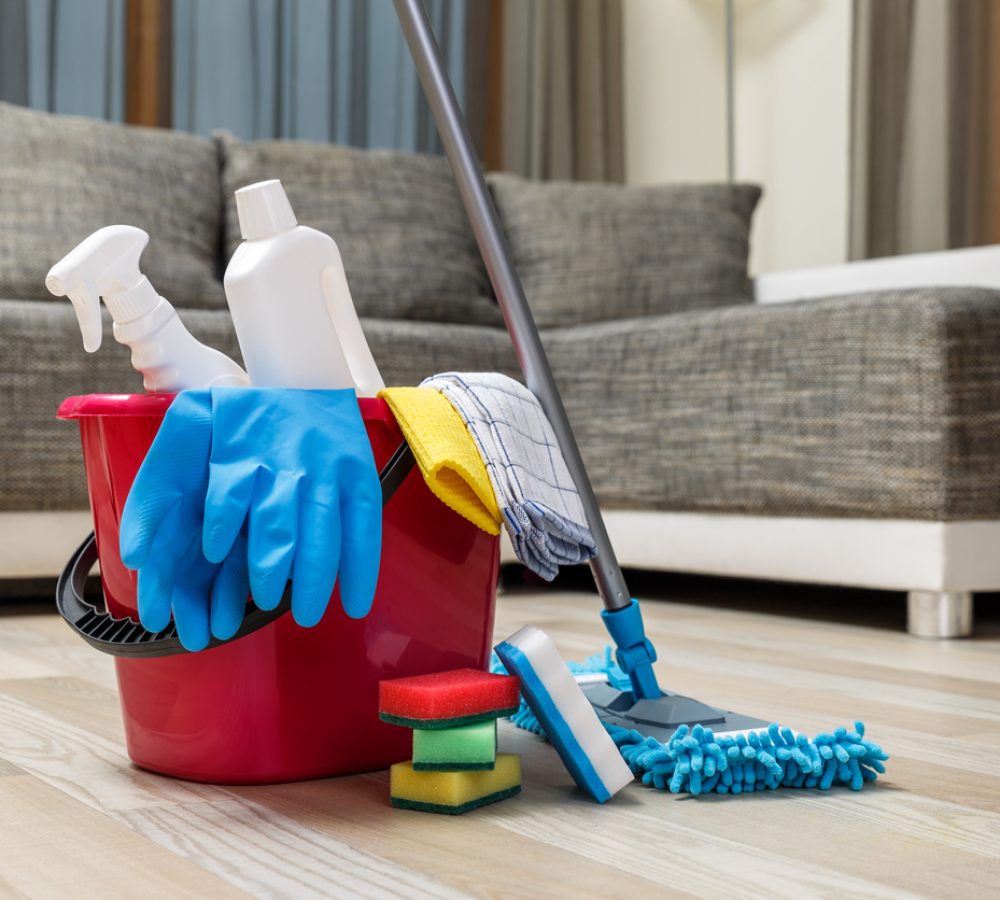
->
xmin=379 ymin=668 xmax=520 ymax=729
xmin=379 ymin=386 xmax=500 ymax=535
xmin=612 ymin=722 xmax=888 ymax=796
xmin=498 ymin=646 xmax=890 ymax=796
xmin=61 ymin=391 xmax=501 ymax=781
xmin=397 ymin=5 xmax=886 ymax=779
xmin=422 ymin=372 xmax=596 ymax=580
xmin=121 ymin=387 xmax=383 ymax=648
xmin=119 ymin=391 xmax=250 ymax=650
xmin=223 ymin=179 xmax=384 ymax=395
xmin=200 ymin=387 xmax=382 ymax=622
xmin=382 ymin=669 xmax=521 ymax=813
xmin=413 ymin=720 xmax=497 ymax=771
xmin=390 ymin=754 xmax=521 ymax=814
xmin=495 ymin=626 xmax=633 ymax=803
xmin=46 ymin=225 xmax=249 ymax=391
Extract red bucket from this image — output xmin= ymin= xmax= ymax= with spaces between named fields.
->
xmin=57 ymin=393 xmax=499 ymax=783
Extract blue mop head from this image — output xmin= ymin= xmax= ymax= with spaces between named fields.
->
xmin=492 ymin=648 xmax=889 ymax=797
xmin=609 ymin=721 xmax=888 ymax=795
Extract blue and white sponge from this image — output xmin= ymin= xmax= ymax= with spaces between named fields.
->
xmin=495 ymin=625 xmax=633 ymax=802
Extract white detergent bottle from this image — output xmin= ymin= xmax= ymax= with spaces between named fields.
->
xmin=223 ymin=179 xmax=385 ymax=395
xmin=46 ymin=225 xmax=249 ymax=392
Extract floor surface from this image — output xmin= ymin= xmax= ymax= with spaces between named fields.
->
xmin=0 ymin=579 xmax=997 ymax=898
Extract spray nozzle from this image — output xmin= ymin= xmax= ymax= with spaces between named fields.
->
xmin=45 ymin=225 xmax=150 ymax=353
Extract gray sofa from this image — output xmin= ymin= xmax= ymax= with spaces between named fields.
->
xmin=3 ymin=102 xmax=1000 ymax=636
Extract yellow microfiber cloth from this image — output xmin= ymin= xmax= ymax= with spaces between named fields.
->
xmin=379 ymin=386 xmax=501 ymax=535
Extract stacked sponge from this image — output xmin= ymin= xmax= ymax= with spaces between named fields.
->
xmin=380 ymin=668 xmax=522 ymax=814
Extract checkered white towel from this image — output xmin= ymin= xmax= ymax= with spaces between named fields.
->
xmin=421 ymin=372 xmax=596 ymax=580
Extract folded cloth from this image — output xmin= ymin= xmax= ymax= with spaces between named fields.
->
xmin=421 ymin=372 xmax=596 ymax=580
xmin=379 ymin=386 xmax=501 ymax=535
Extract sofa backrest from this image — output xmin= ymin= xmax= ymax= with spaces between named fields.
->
xmin=0 ymin=103 xmax=761 ymax=331
xmin=488 ymin=173 xmax=761 ymax=329
xmin=0 ymin=101 xmax=225 ymax=312
xmin=216 ymin=132 xmax=502 ymax=328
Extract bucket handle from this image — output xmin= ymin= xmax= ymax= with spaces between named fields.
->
xmin=56 ymin=440 xmax=416 ymax=658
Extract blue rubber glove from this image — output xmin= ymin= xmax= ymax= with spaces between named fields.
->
xmin=202 ymin=387 xmax=382 ymax=626
xmin=120 ymin=391 xmax=251 ymax=651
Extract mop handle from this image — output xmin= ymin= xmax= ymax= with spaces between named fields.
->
xmin=393 ymin=0 xmax=631 ymax=613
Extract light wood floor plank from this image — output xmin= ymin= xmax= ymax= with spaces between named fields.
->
xmin=0 ymin=675 xmax=124 ymax=742
xmin=228 ymin=775 xmax=671 ymax=898
xmin=0 ymin=775 xmax=245 ymax=899
xmin=118 ymin=799 xmax=474 ymax=900
xmin=1 ymin=587 xmax=998 ymax=898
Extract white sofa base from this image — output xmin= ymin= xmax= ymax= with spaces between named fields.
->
xmin=0 ymin=511 xmax=94 ymax=580
xmin=4 ymin=509 xmax=991 ymax=637
xmin=500 ymin=510 xmax=998 ymax=636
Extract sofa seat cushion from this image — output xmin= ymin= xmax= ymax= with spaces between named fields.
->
xmin=9 ymin=287 xmax=1000 ymax=522
xmin=0 ymin=102 xmax=225 ymax=310
xmin=0 ymin=299 xmax=517 ymax=511
xmin=217 ymin=133 xmax=502 ymax=328
xmin=543 ymin=287 xmax=1000 ymax=520
xmin=489 ymin=174 xmax=761 ymax=328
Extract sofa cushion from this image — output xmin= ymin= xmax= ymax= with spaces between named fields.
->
xmin=217 ymin=133 xmax=501 ymax=327
xmin=489 ymin=174 xmax=760 ymax=328
xmin=0 ymin=102 xmax=224 ymax=309
xmin=543 ymin=287 xmax=1000 ymax=520
xmin=0 ymin=299 xmax=517 ymax=511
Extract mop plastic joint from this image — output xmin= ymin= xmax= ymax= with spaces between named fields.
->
xmin=601 ymin=600 xmax=660 ymax=700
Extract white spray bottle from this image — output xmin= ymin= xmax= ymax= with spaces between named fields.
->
xmin=46 ymin=225 xmax=249 ymax=392
xmin=223 ymin=179 xmax=384 ymax=395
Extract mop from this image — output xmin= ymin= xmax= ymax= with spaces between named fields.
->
xmin=394 ymin=0 xmax=889 ymax=797
xmin=492 ymin=648 xmax=888 ymax=796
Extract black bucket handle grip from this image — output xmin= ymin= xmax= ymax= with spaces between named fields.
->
xmin=56 ymin=440 xmax=416 ymax=658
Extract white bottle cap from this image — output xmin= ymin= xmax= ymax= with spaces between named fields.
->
xmin=235 ymin=179 xmax=298 ymax=240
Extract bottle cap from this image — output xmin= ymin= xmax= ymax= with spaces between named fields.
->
xmin=235 ymin=179 xmax=298 ymax=240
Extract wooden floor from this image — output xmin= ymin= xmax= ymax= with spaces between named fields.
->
xmin=1 ymin=580 xmax=998 ymax=899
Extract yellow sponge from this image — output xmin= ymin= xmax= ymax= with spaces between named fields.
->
xmin=390 ymin=753 xmax=521 ymax=814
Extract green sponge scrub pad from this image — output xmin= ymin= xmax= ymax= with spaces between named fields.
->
xmin=413 ymin=720 xmax=497 ymax=771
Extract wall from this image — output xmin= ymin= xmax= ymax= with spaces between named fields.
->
xmin=623 ymin=0 xmax=852 ymax=275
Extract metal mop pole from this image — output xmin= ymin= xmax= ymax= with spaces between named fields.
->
xmin=393 ymin=0 xmax=661 ymax=699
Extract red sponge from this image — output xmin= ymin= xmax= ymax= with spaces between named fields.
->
xmin=379 ymin=668 xmax=520 ymax=729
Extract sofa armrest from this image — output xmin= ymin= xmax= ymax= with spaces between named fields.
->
xmin=542 ymin=287 xmax=1000 ymax=520
xmin=754 ymin=245 xmax=1000 ymax=305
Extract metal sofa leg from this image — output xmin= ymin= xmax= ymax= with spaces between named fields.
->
xmin=907 ymin=590 xmax=973 ymax=638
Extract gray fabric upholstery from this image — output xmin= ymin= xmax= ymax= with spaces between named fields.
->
xmin=544 ymin=287 xmax=1000 ymax=520
xmin=5 ymin=113 xmax=1000 ymax=529
xmin=8 ymin=288 xmax=1000 ymax=521
xmin=217 ymin=133 xmax=502 ymax=327
xmin=0 ymin=299 xmax=516 ymax=511
xmin=489 ymin=173 xmax=760 ymax=328
xmin=0 ymin=102 xmax=225 ymax=309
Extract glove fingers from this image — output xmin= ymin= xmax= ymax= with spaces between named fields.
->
xmin=170 ymin=541 xmax=214 ymax=652
xmin=203 ymin=464 xmax=255 ymax=564
xmin=291 ymin=498 xmax=342 ymax=628
xmin=248 ymin=471 xmax=300 ymax=611
xmin=121 ymin=489 xmax=181 ymax=571
xmin=336 ymin=466 xmax=382 ymax=619
xmin=134 ymin=500 xmax=185 ymax=633
xmin=210 ymin=531 xmax=251 ymax=641
xmin=120 ymin=391 xmax=212 ymax=570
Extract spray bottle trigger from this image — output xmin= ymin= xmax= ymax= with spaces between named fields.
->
xmin=67 ymin=284 xmax=103 ymax=352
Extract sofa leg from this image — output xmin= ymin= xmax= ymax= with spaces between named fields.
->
xmin=906 ymin=590 xmax=973 ymax=638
